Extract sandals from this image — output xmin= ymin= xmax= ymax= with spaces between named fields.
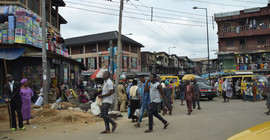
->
xmin=144 ymin=130 xmax=153 ymax=133
xmin=134 ymin=123 xmax=140 ymax=127
xmin=100 ymin=131 xmax=111 ymax=134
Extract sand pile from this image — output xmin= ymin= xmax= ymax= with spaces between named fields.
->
xmin=31 ymin=108 xmax=102 ymax=124
xmin=0 ymin=105 xmax=102 ymax=125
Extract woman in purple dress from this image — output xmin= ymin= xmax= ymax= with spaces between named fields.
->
xmin=20 ymin=79 xmax=33 ymax=124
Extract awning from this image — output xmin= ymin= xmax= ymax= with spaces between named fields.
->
xmin=0 ymin=48 xmax=25 ymax=60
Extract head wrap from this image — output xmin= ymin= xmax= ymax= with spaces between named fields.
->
xmin=165 ymin=80 xmax=170 ymax=85
xmin=21 ymin=78 xmax=28 ymax=84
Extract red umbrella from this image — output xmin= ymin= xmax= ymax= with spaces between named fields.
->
xmin=90 ymin=69 xmax=116 ymax=79
xmin=90 ymin=69 xmax=108 ymax=79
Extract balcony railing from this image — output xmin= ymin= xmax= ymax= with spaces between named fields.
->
xmin=218 ymin=23 xmax=270 ymax=37
xmin=219 ymin=43 xmax=270 ymax=52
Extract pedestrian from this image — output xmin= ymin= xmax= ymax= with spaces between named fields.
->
xmin=226 ymin=78 xmax=233 ymax=101
xmin=179 ymin=81 xmax=186 ymax=106
xmin=258 ymin=80 xmax=264 ymax=101
xmin=264 ymin=78 xmax=270 ymax=115
xmin=128 ymin=80 xmax=140 ymax=122
xmin=170 ymin=81 xmax=175 ymax=104
xmin=252 ymin=78 xmax=258 ymax=102
xmin=98 ymin=71 xmax=117 ymax=134
xmin=185 ymin=80 xmax=195 ymax=115
xmin=163 ymin=80 xmax=173 ymax=116
xmin=144 ymin=74 xmax=170 ymax=133
xmin=20 ymin=79 xmax=33 ymax=125
xmin=134 ymin=75 xmax=150 ymax=127
xmin=193 ymin=79 xmax=201 ymax=110
xmin=4 ymin=74 xmax=25 ymax=131
xmin=118 ymin=80 xmax=127 ymax=112
xmin=222 ymin=78 xmax=229 ymax=102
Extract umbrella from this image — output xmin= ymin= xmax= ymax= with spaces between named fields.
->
xmin=90 ymin=69 xmax=108 ymax=79
xmin=90 ymin=69 xmax=117 ymax=79
xmin=182 ymin=74 xmax=195 ymax=81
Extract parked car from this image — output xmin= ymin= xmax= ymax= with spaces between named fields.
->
xmin=197 ymin=83 xmax=218 ymax=100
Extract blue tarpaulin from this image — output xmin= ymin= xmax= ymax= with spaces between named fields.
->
xmin=0 ymin=48 xmax=25 ymax=60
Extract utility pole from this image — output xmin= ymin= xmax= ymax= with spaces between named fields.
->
xmin=113 ymin=0 xmax=124 ymax=111
xmin=42 ymin=0 xmax=48 ymax=105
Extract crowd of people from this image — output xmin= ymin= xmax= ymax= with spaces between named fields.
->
xmin=4 ymin=71 xmax=270 ymax=134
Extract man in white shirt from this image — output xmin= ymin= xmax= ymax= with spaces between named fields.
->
xmin=98 ymin=71 xmax=117 ymax=134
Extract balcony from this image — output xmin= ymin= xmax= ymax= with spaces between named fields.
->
xmin=219 ymin=43 xmax=270 ymax=52
xmin=218 ymin=24 xmax=270 ymax=38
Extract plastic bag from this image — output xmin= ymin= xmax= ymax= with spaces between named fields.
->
xmin=96 ymin=97 xmax=102 ymax=106
xmin=34 ymin=96 xmax=43 ymax=106
xmin=91 ymin=102 xmax=100 ymax=116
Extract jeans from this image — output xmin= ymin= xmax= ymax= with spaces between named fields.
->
xmin=100 ymin=103 xmax=116 ymax=131
xmin=138 ymin=102 xmax=149 ymax=123
xmin=148 ymin=102 xmax=167 ymax=131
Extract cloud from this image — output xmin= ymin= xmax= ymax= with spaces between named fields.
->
xmin=58 ymin=0 xmax=266 ymax=59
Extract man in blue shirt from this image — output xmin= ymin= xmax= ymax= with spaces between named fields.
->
xmin=134 ymin=75 xmax=151 ymax=127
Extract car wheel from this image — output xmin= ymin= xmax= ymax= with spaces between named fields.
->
xmin=208 ymin=97 xmax=213 ymax=100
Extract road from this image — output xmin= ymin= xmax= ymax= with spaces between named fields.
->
xmin=1 ymin=97 xmax=269 ymax=140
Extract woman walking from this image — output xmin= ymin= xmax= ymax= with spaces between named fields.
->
xmin=129 ymin=80 xmax=140 ymax=122
xmin=252 ymin=79 xmax=258 ymax=102
xmin=20 ymin=79 xmax=33 ymax=124
xmin=163 ymin=80 xmax=172 ymax=116
xmin=226 ymin=79 xmax=233 ymax=102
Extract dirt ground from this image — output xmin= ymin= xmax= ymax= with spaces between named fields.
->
xmin=0 ymin=98 xmax=270 ymax=140
xmin=0 ymin=102 xmax=102 ymax=140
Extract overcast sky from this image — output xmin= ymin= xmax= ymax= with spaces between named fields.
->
xmin=59 ymin=0 xmax=268 ymax=59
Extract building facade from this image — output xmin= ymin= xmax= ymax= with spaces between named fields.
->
xmin=0 ymin=0 xmax=84 ymax=97
xmin=65 ymin=31 xmax=143 ymax=73
xmin=215 ymin=3 xmax=270 ymax=74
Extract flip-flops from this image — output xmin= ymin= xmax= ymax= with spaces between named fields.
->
xmin=144 ymin=130 xmax=153 ymax=133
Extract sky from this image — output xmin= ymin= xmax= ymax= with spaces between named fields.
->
xmin=58 ymin=0 xmax=268 ymax=59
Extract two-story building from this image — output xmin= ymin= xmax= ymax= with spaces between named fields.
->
xmin=215 ymin=3 xmax=270 ymax=74
xmin=65 ymin=31 xmax=144 ymax=73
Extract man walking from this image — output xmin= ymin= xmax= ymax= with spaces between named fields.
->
xmin=144 ymin=74 xmax=170 ymax=133
xmin=4 ymin=74 xmax=25 ymax=131
xmin=193 ymin=79 xmax=201 ymax=110
xmin=98 ymin=71 xmax=117 ymax=134
xmin=185 ymin=80 xmax=195 ymax=115
xmin=134 ymin=75 xmax=150 ymax=127
xmin=118 ymin=80 xmax=127 ymax=112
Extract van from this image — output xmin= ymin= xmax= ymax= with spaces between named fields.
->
xmin=221 ymin=75 xmax=268 ymax=97
xmin=160 ymin=76 xmax=180 ymax=87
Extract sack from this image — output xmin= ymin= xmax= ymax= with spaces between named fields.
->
xmin=34 ymin=96 xmax=43 ymax=106
xmin=91 ymin=102 xmax=101 ymax=116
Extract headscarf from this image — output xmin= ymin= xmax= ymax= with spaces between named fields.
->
xmin=21 ymin=78 xmax=28 ymax=84
xmin=165 ymin=80 xmax=170 ymax=85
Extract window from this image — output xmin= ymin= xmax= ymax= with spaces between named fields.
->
xmin=80 ymin=47 xmax=83 ymax=54
xmin=257 ymin=38 xmax=266 ymax=45
xmin=223 ymin=23 xmax=231 ymax=29
xmin=28 ymin=0 xmax=40 ymax=15
xmin=239 ymin=39 xmax=245 ymax=45
xmin=226 ymin=39 xmax=234 ymax=46
xmin=165 ymin=58 xmax=167 ymax=63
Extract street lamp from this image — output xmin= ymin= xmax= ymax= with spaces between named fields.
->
xmin=124 ymin=33 xmax=133 ymax=35
xmin=193 ymin=6 xmax=210 ymax=81
xmin=168 ymin=46 xmax=176 ymax=55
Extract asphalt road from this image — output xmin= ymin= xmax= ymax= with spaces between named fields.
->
xmin=1 ymin=97 xmax=269 ymax=140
